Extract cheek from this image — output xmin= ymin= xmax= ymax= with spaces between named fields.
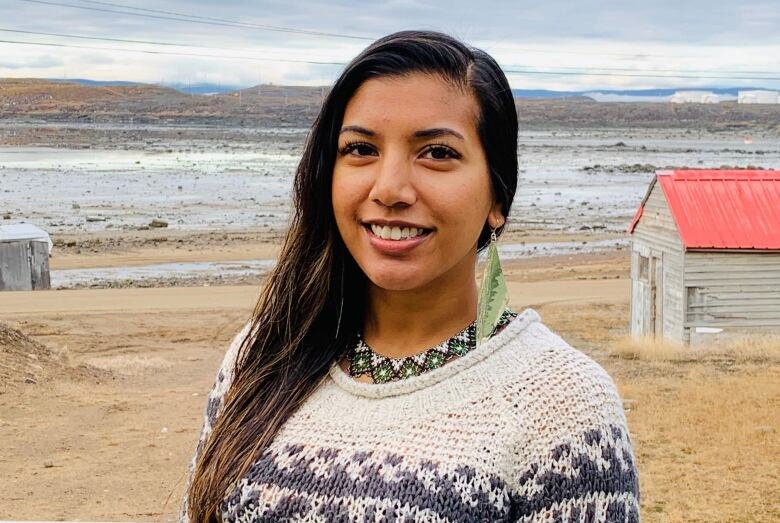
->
xmin=331 ymin=169 xmax=365 ymax=229
xmin=426 ymin=176 xmax=491 ymax=233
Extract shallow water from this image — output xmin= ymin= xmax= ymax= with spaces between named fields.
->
xmin=50 ymin=238 xmax=627 ymax=288
xmin=50 ymin=259 xmax=277 ymax=288
xmin=1 ymin=126 xmax=778 ymax=237
xmin=512 ymin=128 xmax=780 ymax=232
xmin=1 ymin=145 xmax=297 ymax=231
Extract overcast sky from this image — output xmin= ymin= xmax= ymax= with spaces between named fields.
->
xmin=0 ymin=0 xmax=778 ymax=90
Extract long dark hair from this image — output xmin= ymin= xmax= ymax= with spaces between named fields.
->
xmin=186 ymin=29 xmax=518 ymax=521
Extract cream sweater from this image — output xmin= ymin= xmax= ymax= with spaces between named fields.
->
xmin=180 ymin=308 xmax=641 ymax=522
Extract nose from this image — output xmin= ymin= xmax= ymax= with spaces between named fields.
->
xmin=368 ymin=148 xmax=417 ymax=208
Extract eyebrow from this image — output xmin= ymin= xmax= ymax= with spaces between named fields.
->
xmin=338 ymin=126 xmax=465 ymax=140
xmin=413 ymin=128 xmax=464 ymax=140
xmin=339 ymin=125 xmax=374 ymax=136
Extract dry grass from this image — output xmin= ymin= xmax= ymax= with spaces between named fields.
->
xmin=610 ymin=333 xmax=780 ymax=364
xmin=621 ymin=369 xmax=780 ymax=522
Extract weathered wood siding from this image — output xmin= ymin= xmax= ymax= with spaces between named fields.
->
xmin=0 ymin=240 xmax=51 ymax=291
xmin=630 ymin=183 xmax=686 ymax=343
xmin=684 ymin=251 xmax=780 ymax=330
xmin=0 ymin=241 xmax=31 ymax=291
xmin=29 ymin=241 xmax=50 ymax=290
xmin=630 ymin=249 xmax=651 ymax=336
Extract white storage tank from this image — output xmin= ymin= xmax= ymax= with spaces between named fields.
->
xmin=669 ymin=91 xmax=720 ymax=104
xmin=738 ymin=90 xmax=779 ymax=104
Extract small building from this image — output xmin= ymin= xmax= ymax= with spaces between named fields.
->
xmin=669 ymin=91 xmax=719 ymax=104
xmin=738 ymin=90 xmax=779 ymax=104
xmin=627 ymin=169 xmax=780 ymax=345
xmin=0 ymin=223 xmax=52 ymax=291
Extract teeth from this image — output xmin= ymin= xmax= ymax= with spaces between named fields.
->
xmin=369 ymin=224 xmax=427 ymax=240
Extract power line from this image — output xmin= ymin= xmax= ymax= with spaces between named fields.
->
xmin=0 ymin=38 xmax=346 ymax=65
xmin=2 ymin=34 xmax=779 ymax=82
xmin=18 ymin=0 xmax=373 ymax=40
xmin=73 ymin=0 xmax=370 ymax=41
xmin=4 ymin=27 xmax=778 ymax=79
xmin=15 ymin=0 xmax=765 ymax=65
xmin=479 ymin=42 xmax=682 ymax=60
xmin=20 ymin=0 xmax=758 ymax=65
xmin=0 ymin=27 xmax=347 ymax=60
xmin=0 ymin=26 xmax=232 ymax=49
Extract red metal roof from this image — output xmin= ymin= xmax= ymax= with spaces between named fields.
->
xmin=629 ymin=169 xmax=780 ymax=249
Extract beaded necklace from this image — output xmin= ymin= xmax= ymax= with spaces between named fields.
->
xmin=346 ymin=308 xmax=518 ymax=384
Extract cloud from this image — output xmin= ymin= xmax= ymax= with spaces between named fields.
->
xmin=0 ymin=0 xmax=778 ymax=89
xmin=0 ymin=54 xmax=63 ymax=69
xmin=81 ymin=53 xmax=116 ymax=65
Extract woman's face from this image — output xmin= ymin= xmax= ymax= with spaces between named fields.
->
xmin=332 ymin=72 xmax=503 ymax=292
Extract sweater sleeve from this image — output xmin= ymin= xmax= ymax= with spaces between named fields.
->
xmin=178 ymin=321 xmax=253 ymax=523
xmin=505 ymin=328 xmax=641 ymax=522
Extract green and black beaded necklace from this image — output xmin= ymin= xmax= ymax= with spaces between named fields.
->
xmin=346 ymin=308 xmax=517 ymax=384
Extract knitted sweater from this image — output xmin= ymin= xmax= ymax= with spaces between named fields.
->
xmin=180 ymin=308 xmax=641 ymax=522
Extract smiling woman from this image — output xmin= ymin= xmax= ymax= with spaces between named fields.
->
xmin=332 ymin=73 xmax=500 ymax=307
xmin=180 ymin=30 xmax=640 ymax=522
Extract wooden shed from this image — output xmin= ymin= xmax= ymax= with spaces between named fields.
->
xmin=0 ymin=223 xmax=52 ymax=291
xmin=627 ymin=169 xmax=780 ymax=345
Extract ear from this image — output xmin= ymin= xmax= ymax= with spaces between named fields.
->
xmin=487 ymin=201 xmax=505 ymax=230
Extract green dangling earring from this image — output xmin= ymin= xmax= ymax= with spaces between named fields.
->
xmin=476 ymin=226 xmax=509 ymax=348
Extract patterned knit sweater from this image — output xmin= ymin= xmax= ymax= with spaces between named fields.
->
xmin=180 ymin=308 xmax=641 ymax=522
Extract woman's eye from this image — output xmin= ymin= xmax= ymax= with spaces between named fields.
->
xmin=421 ymin=145 xmax=460 ymax=160
xmin=340 ymin=142 xmax=377 ymax=157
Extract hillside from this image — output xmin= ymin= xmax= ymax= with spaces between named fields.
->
xmin=1 ymin=78 xmax=779 ymax=130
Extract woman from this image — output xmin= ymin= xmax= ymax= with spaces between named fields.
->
xmin=180 ymin=30 xmax=640 ymax=522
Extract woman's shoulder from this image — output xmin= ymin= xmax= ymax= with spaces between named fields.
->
xmin=202 ymin=320 xmax=254 ymax=424
xmin=213 ymin=320 xmax=254 ymax=387
xmin=496 ymin=317 xmax=641 ymax=519
xmin=499 ymin=315 xmax=624 ymax=408
xmin=495 ymin=315 xmax=631 ymax=445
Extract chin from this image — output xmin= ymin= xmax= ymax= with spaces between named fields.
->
xmin=362 ymin=265 xmax=431 ymax=292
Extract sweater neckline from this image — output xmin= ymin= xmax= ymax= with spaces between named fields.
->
xmin=327 ymin=307 xmax=541 ymax=398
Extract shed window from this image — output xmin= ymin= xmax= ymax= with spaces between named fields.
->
xmin=638 ymin=254 xmax=649 ymax=281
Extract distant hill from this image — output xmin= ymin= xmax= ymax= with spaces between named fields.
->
xmin=44 ymin=78 xmax=145 ymax=88
xmin=0 ymin=78 xmax=324 ymax=125
xmin=162 ymin=82 xmax=244 ymax=95
xmin=41 ymin=79 xmax=779 ymax=100
xmin=43 ymin=78 xmax=242 ymax=95
xmin=2 ymin=78 xmax=779 ymax=130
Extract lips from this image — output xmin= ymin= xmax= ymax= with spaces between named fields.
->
xmin=362 ymin=222 xmax=432 ymax=256
xmin=367 ymin=223 xmax=429 ymax=240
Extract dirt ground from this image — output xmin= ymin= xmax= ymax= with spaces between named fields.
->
xmin=1 ymin=246 xmax=778 ymax=522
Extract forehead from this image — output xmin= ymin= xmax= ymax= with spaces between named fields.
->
xmin=342 ymin=73 xmax=479 ymax=135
